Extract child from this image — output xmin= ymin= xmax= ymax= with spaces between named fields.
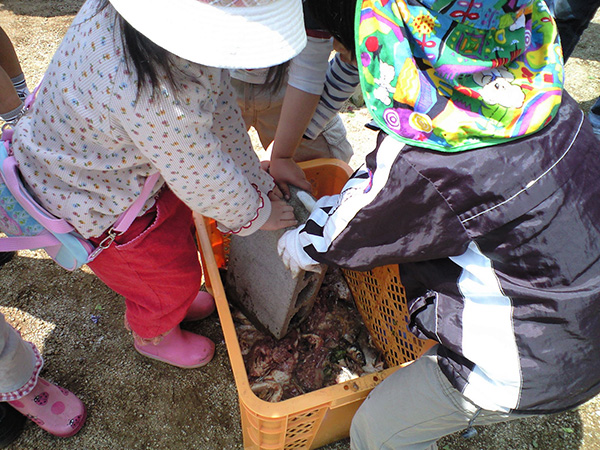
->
xmin=256 ymin=4 xmax=361 ymax=197
xmin=11 ymin=0 xmax=305 ymax=369
xmin=267 ymin=48 xmax=361 ymax=196
xmin=230 ymin=3 xmax=356 ymax=169
xmin=277 ymin=0 xmax=600 ymax=448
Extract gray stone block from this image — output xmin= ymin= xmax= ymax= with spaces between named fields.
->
xmin=224 ymin=188 xmax=326 ymax=339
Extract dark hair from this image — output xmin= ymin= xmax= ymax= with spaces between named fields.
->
xmin=96 ymin=0 xmax=173 ymax=99
xmin=119 ymin=17 xmax=179 ymax=100
xmin=98 ymin=0 xmax=289 ymax=100
xmin=305 ymin=0 xmax=357 ymax=56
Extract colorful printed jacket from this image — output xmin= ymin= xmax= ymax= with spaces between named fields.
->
xmin=283 ymin=92 xmax=600 ymax=413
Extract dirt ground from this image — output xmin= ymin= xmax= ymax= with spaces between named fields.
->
xmin=1 ymin=1 xmax=600 ymax=449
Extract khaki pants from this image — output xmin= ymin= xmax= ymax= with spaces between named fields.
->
xmin=350 ymin=345 xmax=529 ymax=450
xmin=231 ymin=78 xmax=354 ymax=163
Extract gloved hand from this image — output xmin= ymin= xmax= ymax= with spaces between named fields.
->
xmin=294 ymin=189 xmax=317 ymax=214
xmin=277 ymin=228 xmax=323 ymax=278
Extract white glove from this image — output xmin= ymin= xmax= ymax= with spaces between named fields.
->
xmin=277 ymin=228 xmax=323 ymax=278
xmin=295 ymin=190 xmax=317 ymax=213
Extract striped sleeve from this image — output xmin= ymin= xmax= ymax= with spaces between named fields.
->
xmin=304 ymin=54 xmax=360 ymax=140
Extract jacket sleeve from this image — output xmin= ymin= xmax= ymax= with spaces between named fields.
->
xmin=279 ymin=135 xmax=470 ymax=271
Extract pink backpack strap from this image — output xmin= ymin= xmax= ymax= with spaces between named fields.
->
xmin=112 ymin=172 xmax=161 ymax=233
xmin=0 ymin=231 xmax=60 ymax=252
xmin=87 ymin=172 xmax=161 ymax=261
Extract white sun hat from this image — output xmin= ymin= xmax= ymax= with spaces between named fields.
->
xmin=108 ymin=0 xmax=307 ymax=69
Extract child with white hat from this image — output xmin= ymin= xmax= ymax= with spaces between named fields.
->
xmin=10 ymin=0 xmax=306 ymax=369
xmin=277 ymin=0 xmax=600 ymax=448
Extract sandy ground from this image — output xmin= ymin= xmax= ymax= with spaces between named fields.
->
xmin=1 ymin=1 xmax=600 ymax=449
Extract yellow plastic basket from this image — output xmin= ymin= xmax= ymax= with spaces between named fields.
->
xmin=195 ymin=159 xmax=432 ymax=450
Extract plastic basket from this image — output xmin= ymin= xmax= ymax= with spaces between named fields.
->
xmin=195 ymin=159 xmax=432 ymax=450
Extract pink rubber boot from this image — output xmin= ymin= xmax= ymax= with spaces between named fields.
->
xmin=8 ymin=378 xmax=86 ymax=438
xmin=183 ymin=291 xmax=215 ymax=322
xmin=134 ymin=326 xmax=215 ymax=369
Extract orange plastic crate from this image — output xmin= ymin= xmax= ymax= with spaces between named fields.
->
xmin=195 ymin=159 xmax=432 ymax=450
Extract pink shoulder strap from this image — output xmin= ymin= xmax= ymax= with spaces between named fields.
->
xmin=112 ymin=172 xmax=162 ymax=233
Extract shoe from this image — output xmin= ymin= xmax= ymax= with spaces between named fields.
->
xmin=8 ymin=378 xmax=86 ymax=438
xmin=0 ymin=402 xmax=25 ymax=448
xmin=134 ymin=326 xmax=215 ymax=369
xmin=0 ymin=252 xmax=15 ymax=269
xmin=183 ymin=291 xmax=215 ymax=322
xmin=588 ymin=97 xmax=600 ymax=140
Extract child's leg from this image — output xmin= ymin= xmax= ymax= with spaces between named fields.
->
xmin=87 ymin=188 xmax=215 ymax=368
xmin=87 ymin=188 xmax=203 ymax=340
xmin=0 ymin=26 xmax=28 ymax=124
xmin=8 ymin=377 xmax=86 ymax=438
xmin=0 ymin=314 xmax=86 ymax=437
xmin=244 ymin=84 xmax=353 ymax=164
xmin=315 ymin=114 xmax=354 ymax=163
xmin=350 ymin=345 xmax=527 ymax=450
xmin=0 ymin=313 xmax=40 ymax=398
xmin=293 ymin=114 xmax=353 ymax=163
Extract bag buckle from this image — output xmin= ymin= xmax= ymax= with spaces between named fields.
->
xmin=88 ymin=227 xmax=123 ymax=261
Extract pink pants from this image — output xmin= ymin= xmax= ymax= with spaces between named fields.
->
xmin=88 ymin=189 xmax=202 ymax=339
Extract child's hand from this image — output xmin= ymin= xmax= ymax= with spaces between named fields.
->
xmin=270 ymin=184 xmax=285 ymax=200
xmin=269 ymin=157 xmax=312 ymax=200
xmin=260 ymin=191 xmax=297 ymax=231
